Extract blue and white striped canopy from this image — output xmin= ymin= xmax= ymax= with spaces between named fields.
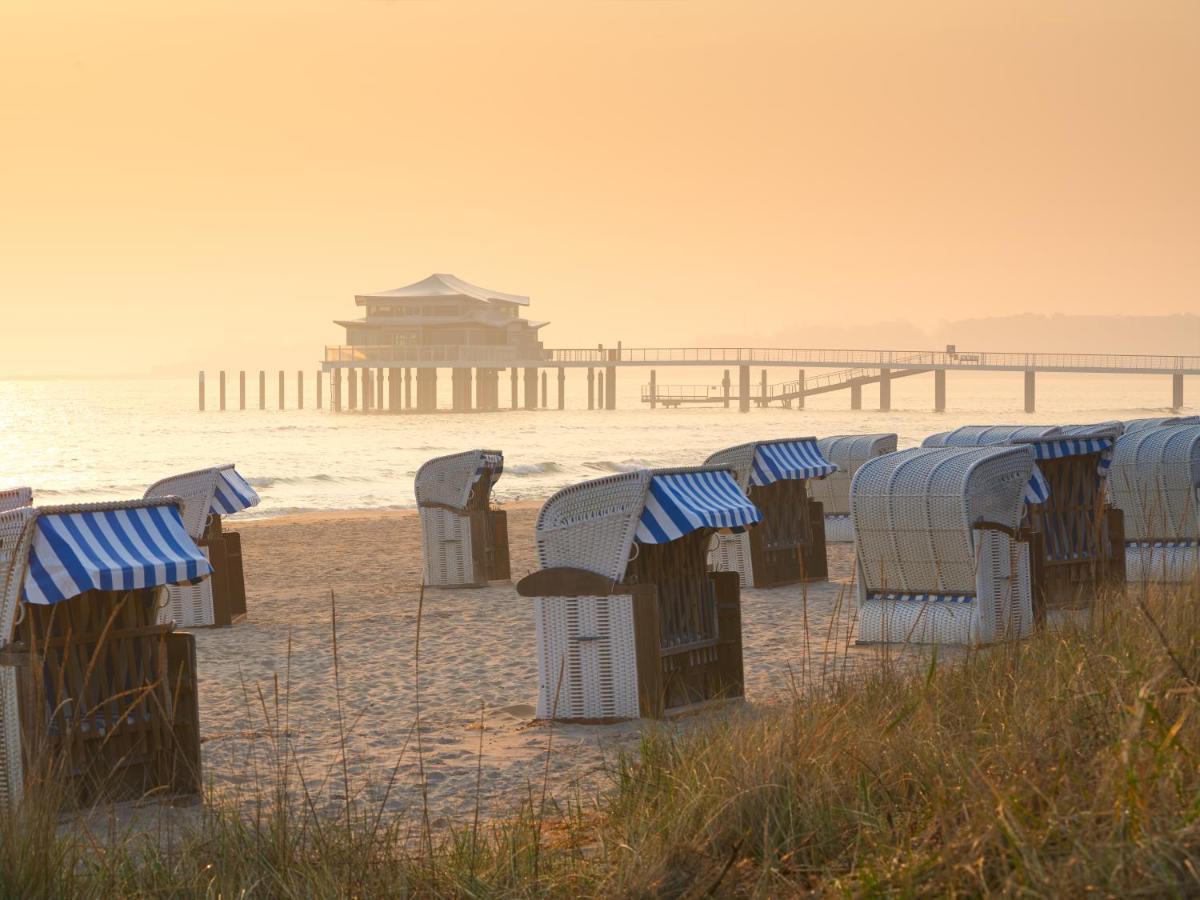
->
xmin=1024 ymin=464 xmax=1051 ymax=504
xmin=749 ymin=440 xmax=838 ymax=487
xmin=1025 ymin=436 xmax=1115 ymax=476
xmin=635 ymin=470 xmax=762 ymax=544
xmin=212 ymin=467 xmax=260 ymax=516
xmin=869 ymin=591 xmax=974 ymax=604
xmin=474 ymin=451 xmax=504 ymax=486
xmin=23 ymin=504 xmax=213 ymax=606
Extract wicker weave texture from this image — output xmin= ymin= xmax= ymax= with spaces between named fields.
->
xmin=532 ymin=595 xmax=639 ymax=719
xmin=536 ymin=471 xmax=650 ymax=582
xmin=1125 ymin=543 xmax=1199 ymax=583
xmin=419 ymin=507 xmax=475 ymax=586
xmin=1124 ymin=416 xmax=1200 ymax=433
xmin=703 ymin=443 xmax=758 ymax=491
xmin=157 ymin=546 xmax=216 ymax=627
xmin=1108 ymin=425 xmax=1200 ymax=543
xmin=811 ymin=434 xmax=897 ymax=516
xmin=145 ymin=467 xmax=224 ymax=539
xmin=922 ymin=425 xmax=1060 ymax=449
xmin=0 ymin=488 xmax=32 ymax=515
xmin=823 ymin=515 xmax=854 ymax=543
xmin=710 ymin=532 xmax=754 ymax=587
xmin=852 ymin=446 xmax=1033 ymax=596
xmin=414 ymin=449 xmax=501 ymax=512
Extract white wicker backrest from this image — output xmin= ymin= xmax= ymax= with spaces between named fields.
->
xmin=703 ymin=443 xmax=759 ymax=492
xmin=1108 ymin=425 xmax=1200 ymax=542
xmin=144 ymin=467 xmax=222 ymax=540
xmin=924 ymin=425 xmax=1061 ymax=449
xmin=535 ymin=470 xmax=653 ymax=582
xmin=851 ymin=446 xmax=1034 ymax=596
xmin=1059 ymin=421 xmax=1124 ymax=437
xmin=0 ymin=507 xmax=35 ymax=645
xmin=1123 ymin=416 xmax=1200 ymax=434
xmin=414 ymin=449 xmax=501 ymax=512
xmin=811 ymin=434 xmax=897 ymax=516
xmin=0 ymin=489 xmax=32 ymax=515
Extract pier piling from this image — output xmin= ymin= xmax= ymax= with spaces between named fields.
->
xmin=417 ymin=369 xmax=437 ymax=412
xmin=738 ymin=365 xmax=750 ymax=413
xmin=524 ymin=367 xmax=538 ymax=410
xmin=332 ymin=369 xmax=341 ymax=412
xmin=649 ymin=370 xmax=657 ymax=409
xmin=278 ymin=370 xmax=285 ymax=410
xmin=879 ymin=368 xmax=891 ymax=411
xmin=1024 ymin=370 xmax=1036 ymax=413
xmin=587 ymin=368 xmax=595 ymax=410
xmin=404 ymin=368 xmax=412 ymax=409
xmin=239 ymin=371 xmax=246 ymax=410
xmin=850 ymin=383 xmax=862 ymax=410
xmin=1172 ymin=373 xmax=1184 ymax=409
xmin=297 ymin=371 xmax=304 ymax=409
xmin=934 ymin=369 xmax=946 ymax=411
xmin=597 ymin=372 xmax=604 ymax=410
xmin=796 ymin=369 xmax=805 ymax=409
xmin=557 ymin=367 xmax=565 ymax=409
xmin=219 ymin=371 xmax=226 ymax=411
xmin=259 ymin=371 xmax=266 ymax=410
xmin=540 ymin=370 xmax=548 ymax=408
xmin=605 ymin=353 xmax=617 ymax=410
xmin=317 ymin=371 xmax=324 ymax=409
xmin=389 ymin=368 xmax=401 ymax=411
xmin=348 ymin=369 xmax=358 ymax=410
xmin=198 ymin=372 xmax=205 ymax=411
xmin=723 ymin=370 xmax=730 ymax=408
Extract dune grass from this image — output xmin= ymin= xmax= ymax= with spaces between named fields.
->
xmin=2 ymin=581 xmax=1198 ymax=897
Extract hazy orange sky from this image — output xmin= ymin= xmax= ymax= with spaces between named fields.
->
xmin=2 ymin=1 xmax=1197 ymax=376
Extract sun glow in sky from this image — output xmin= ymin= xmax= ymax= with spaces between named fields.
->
xmin=2 ymin=1 xmax=1198 ymax=375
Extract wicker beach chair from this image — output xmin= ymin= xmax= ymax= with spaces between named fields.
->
xmin=922 ymin=425 xmax=1061 ymax=448
xmin=0 ymin=488 xmax=32 ymax=515
xmin=0 ymin=498 xmax=209 ymax=812
xmin=704 ymin=438 xmax=836 ymax=586
xmin=852 ymin=446 xmax=1039 ymax=646
xmin=1058 ymin=421 xmax=1125 ymax=437
xmin=415 ymin=450 xmax=509 ymax=588
xmin=145 ymin=464 xmax=259 ymax=628
xmin=811 ymin=434 xmax=897 ymax=543
xmin=1108 ymin=424 xmax=1200 ymax=582
xmin=516 ymin=466 xmax=761 ymax=720
xmin=1123 ymin=416 xmax=1200 ymax=434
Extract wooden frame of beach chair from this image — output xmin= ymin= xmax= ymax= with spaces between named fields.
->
xmin=851 ymin=446 xmax=1038 ymax=646
xmin=415 ymin=450 xmax=510 ymax=588
xmin=704 ymin=438 xmax=836 ymax=587
xmin=1012 ymin=431 xmax=1126 ymax=609
xmin=0 ymin=498 xmax=207 ymax=812
xmin=1108 ymin=424 xmax=1200 ymax=583
xmin=145 ymin=464 xmax=258 ymax=628
xmin=812 ymin=434 xmax=897 ymax=543
xmin=517 ymin=466 xmax=758 ymax=721
xmin=0 ymin=488 xmax=32 ymax=515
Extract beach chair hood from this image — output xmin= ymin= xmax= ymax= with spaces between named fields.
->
xmin=704 ymin=437 xmax=837 ymax=492
xmin=1108 ymin=424 xmax=1200 ymax=543
xmin=414 ymin=449 xmax=504 ymax=513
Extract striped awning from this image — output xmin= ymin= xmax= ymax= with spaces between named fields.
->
xmin=23 ymin=504 xmax=213 ymax=606
xmin=869 ymin=591 xmax=974 ymax=604
xmin=473 ymin=451 xmax=504 ymax=486
xmin=749 ymin=440 xmax=838 ymax=487
xmin=635 ymin=470 xmax=762 ymax=544
xmin=1026 ymin=436 xmax=1115 ymax=477
xmin=212 ymin=467 xmax=260 ymax=515
xmin=1024 ymin=463 xmax=1051 ymax=504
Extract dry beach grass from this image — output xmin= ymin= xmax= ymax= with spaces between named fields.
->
xmin=0 ymin=509 xmax=1197 ymax=896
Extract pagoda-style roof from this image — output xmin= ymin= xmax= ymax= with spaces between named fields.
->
xmin=356 ymin=274 xmax=530 ymax=307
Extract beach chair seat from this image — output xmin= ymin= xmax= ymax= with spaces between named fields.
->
xmin=0 ymin=498 xmax=210 ymax=812
xmin=1109 ymin=424 xmax=1200 ymax=583
xmin=416 ymin=450 xmax=509 ymax=588
xmin=144 ymin=464 xmax=259 ymax=627
xmin=704 ymin=438 xmax=836 ymax=588
xmin=518 ymin=466 xmax=760 ymax=720
xmin=852 ymin=446 xmax=1039 ymax=646
xmin=812 ymin=434 xmax=896 ymax=543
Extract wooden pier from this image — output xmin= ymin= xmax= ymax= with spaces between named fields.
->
xmin=198 ymin=346 xmax=1198 ymax=414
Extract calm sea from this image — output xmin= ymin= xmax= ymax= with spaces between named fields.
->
xmin=0 ymin=371 xmax=1192 ymax=518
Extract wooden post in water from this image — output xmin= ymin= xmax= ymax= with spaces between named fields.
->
xmin=760 ymin=370 xmax=767 ymax=408
xmin=1172 ymin=373 xmax=1184 ymax=409
xmin=389 ymin=368 xmax=401 ymax=412
xmin=557 ymin=367 xmax=565 ymax=410
xmin=297 ymin=371 xmax=304 ymax=409
xmin=239 ymin=371 xmax=246 ymax=410
xmin=879 ymin=368 xmax=891 ymax=412
xmin=796 ymin=369 xmax=805 ymax=409
xmin=723 ymin=370 xmax=730 ymax=408
xmin=597 ymin=371 xmax=604 ymax=410
xmin=317 ymin=370 xmax=324 ymax=409
xmin=649 ymin=370 xmax=657 ymax=409
xmin=605 ymin=351 xmax=617 ymax=410
xmin=524 ymin=367 xmax=538 ymax=410
xmin=510 ymin=367 xmax=519 ymax=409
xmin=850 ymin=382 xmax=862 ymax=410
xmin=219 ymin=371 xmax=226 ymax=411
xmin=587 ymin=368 xmax=595 ymax=409
xmin=198 ymin=372 xmax=205 ymax=411
xmin=278 ymin=370 xmax=285 ymax=410
xmin=738 ymin=365 xmax=750 ymax=413
xmin=348 ymin=368 xmax=358 ymax=410
xmin=540 ymin=370 xmax=548 ymax=408
xmin=1024 ymin=370 xmax=1036 ymax=413
xmin=332 ymin=369 xmax=341 ymax=412
xmin=404 ymin=368 xmax=412 ymax=409
xmin=259 ymin=371 xmax=266 ymax=410
xmin=934 ymin=369 xmax=946 ymax=412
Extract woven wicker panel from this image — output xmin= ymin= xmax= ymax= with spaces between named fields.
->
xmin=1123 ymin=416 xmax=1200 ymax=433
xmin=145 ymin=468 xmax=221 ymax=540
xmin=710 ymin=532 xmax=753 ymax=587
xmin=812 ymin=434 xmax=897 ymax=516
xmin=857 ymin=594 xmax=979 ymax=644
xmin=536 ymin=471 xmax=650 ymax=582
xmin=929 ymin=425 xmax=1061 ymax=448
xmin=0 ymin=488 xmax=32 ymax=515
xmin=703 ymin=443 xmax=758 ymax=492
xmin=974 ymin=528 xmax=1033 ymax=643
xmin=157 ymin=547 xmax=216 ymax=628
xmin=420 ymin=507 xmax=474 ymax=586
xmin=1109 ymin=425 xmax=1200 ymax=543
xmin=1125 ymin=543 xmax=1200 ymax=583
xmin=532 ymin=595 xmax=639 ymax=720
xmin=414 ymin=450 xmax=501 ymax=512
xmin=852 ymin=446 xmax=1032 ymax=596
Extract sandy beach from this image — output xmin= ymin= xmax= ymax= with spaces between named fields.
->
xmin=189 ymin=505 xmax=880 ymax=825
